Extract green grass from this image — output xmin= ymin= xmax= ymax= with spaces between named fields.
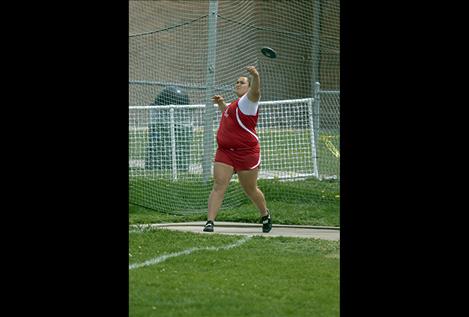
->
xmin=129 ymin=168 xmax=340 ymax=317
xmin=130 ymin=199 xmax=338 ymax=227
xmin=129 ymin=229 xmax=339 ymax=317
xmin=129 ymin=177 xmax=339 ymax=226
xmin=129 ymin=177 xmax=340 ymax=217
xmin=129 ymin=177 xmax=249 ymax=214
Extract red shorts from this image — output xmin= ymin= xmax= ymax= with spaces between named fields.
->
xmin=214 ymin=147 xmax=261 ymax=172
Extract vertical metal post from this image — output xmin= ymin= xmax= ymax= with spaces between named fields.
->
xmin=310 ymin=1 xmax=322 ymax=178
xmin=308 ymin=98 xmax=320 ymax=178
xmin=170 ymin=107 xmax=177 ymax=180
xmin=313 ymin=82 xmax=321 ymax=178
xmin=202 ymin=0 xmax=218 ymax=183
xmin=312 ymin=0 xmax=321 ymax=85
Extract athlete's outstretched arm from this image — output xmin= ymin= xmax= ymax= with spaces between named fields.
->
xmin=246 ymin=66 xmax=260 ymax=102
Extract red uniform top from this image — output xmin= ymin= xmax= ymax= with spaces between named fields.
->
xmin=216 ymin=98 xmax=259 ymax=150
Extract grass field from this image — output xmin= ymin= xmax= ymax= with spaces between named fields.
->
xmin=129 ymin=127 xmax=340 ymax=316
xmin=129 ymin=229 xmax=339 ymax=317
xmin=129 ymin=176 xmax=339 ymax=218
xmin=129 ymin=176 xmax=340 ymax=316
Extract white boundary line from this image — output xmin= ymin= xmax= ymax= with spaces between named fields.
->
xmin=129 ymin=236 xmax=252 ymax=270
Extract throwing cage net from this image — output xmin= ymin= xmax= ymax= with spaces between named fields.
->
xmin=129 ymin=0 xmax=339 ymax=214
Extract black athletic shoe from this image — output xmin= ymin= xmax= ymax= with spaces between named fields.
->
xmin=261 ymin=212 xmax=272 ymax=233
xmin=203 ymin=220 xmax=214 ymax=232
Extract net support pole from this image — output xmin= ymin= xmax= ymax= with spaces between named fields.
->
xmin=313 ymin=82 xmax=321 ymax=178
xmin=312 ymin=0 xmax=321 ymax=84
xmin=202 ymin=0 xmax=219 ymax=183
xmin=170 ymin=107 xmax=178 ymax=181
xmin=308 ymin=98 xmax=320 ymax=179
xmin=310 ymin=0 xmax=321 ymax=178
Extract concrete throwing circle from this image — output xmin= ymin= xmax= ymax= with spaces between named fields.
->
xmin=130 ymin=222 xmax=340 ymax=241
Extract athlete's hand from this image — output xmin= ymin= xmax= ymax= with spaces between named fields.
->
xmin=246 ymin=66 xmax=259 ymax=77
xmin=212 ymin=95 xmax=225 ymax=105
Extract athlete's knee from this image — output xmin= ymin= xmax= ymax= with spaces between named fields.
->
xmin=243 ymin=185 xmax=260 ymax=197
xmin=213 ymin=178 xmax=229 ymax=193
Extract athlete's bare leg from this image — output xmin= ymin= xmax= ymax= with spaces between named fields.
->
xmin=237 ymin=168 xmax=269 ymax=217
xmin=207 ymin=162 xmax=234 ymax=221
